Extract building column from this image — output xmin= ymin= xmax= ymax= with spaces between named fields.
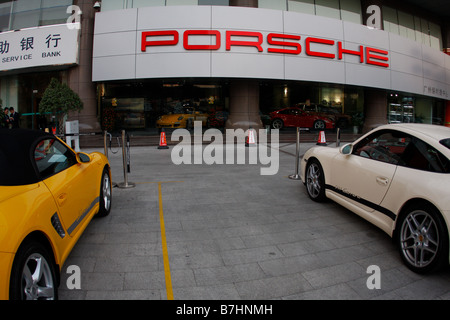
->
xmin=443 ymin=23 xmax=450 ymax=127
xmin=229 ymin=0 xmax=258 ymax=7
xmin=362 ymin=89 xmax=388 ymax=133
xmin=226 ymin=80 xmax=263 ymax=130
xmin=67 ymin=0 xmax=100 ymax=132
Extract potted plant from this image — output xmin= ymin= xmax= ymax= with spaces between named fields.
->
xmin=39 ymin=78 xmax=83 ymax=134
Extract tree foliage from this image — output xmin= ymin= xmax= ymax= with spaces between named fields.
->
xmin=39 ymin=78 xmax=83 ymax=115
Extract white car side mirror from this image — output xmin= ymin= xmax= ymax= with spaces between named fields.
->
xmin=340 ymin=143 xmax=353 ymax=155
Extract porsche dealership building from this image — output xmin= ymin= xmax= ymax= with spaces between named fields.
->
xmin=1 ymin=0 xmax=450 ymax=133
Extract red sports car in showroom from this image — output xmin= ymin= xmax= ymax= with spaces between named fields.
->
xmin=270 ymin=107 xmax=335 ymax=130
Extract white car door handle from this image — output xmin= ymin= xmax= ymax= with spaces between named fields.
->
xmin=376 ymin=177 xmax=389 ymax=186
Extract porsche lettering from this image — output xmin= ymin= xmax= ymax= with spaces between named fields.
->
xmin=141 ymin=30 xmax=389 ymax=68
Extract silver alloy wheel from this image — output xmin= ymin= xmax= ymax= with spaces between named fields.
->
xmin=22 ymin=253 xmax=55 ymax=300
xmin=102 ymin=172 xmax=111 ymax=212
xmin=272 ymin=119 xmax=283 ymax=129
xmin=314 ymin=120 xmax=325 ymax=129
xmin=306 ymin=162 xmax=322 ymax=198
xmin=399 ymin=210 xmax=439 ymax=269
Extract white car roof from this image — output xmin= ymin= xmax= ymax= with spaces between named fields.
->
xmin=376 ymin=123 xmax=450 ymax=142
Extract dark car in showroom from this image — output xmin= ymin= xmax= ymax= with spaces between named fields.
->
xmin=270 ymin=107 xmax=335 ymax=130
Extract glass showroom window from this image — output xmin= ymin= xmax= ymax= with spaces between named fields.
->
xmin=9 ymin=0 xmax=72 ymax=30
xmin=40 ymin=0 xmax=72 ymax=26
xmin=11 ymin=0 xmax=41 ymax=30
xmin=0 ymin=1 xmax=12 ymax=31
xmin=315 ymin=0 xmax=340 ymax=19
xmin=269 ymin=0 xmax=362 ymax=24
xmin=102 ymin=0 xmax=229 ymax=10
xmin=258 ymin=0 xmax=287 ymax=11
xmin=383 ymin=6 xmax=442 ymax=50
xmin=198 ymin=0 xmax=230 ymax=5
xmin=288 ymin=0 xmax=315 ymax=15
xmin=339 ymin=0 xmax=361 ymax=24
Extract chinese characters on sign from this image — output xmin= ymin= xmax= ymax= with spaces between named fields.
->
xmin=424 ymin=85 xmax=449 ymax=98
xmin=0 ymin=24 xmax=79 ymax=71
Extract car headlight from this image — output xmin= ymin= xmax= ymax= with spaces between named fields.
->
xmin=178 ymin=116 xmax=184 ymax=121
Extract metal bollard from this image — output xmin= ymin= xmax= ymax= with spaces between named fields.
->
xmin=336 ymin=128 xmax=341 ymax=147
xmin=289 ymin=127 xmax=302 ymax=180
xmin=117 ymin=130 xmax=135 ymax=189
xmin=103 ymin=130 xmax=108 ymax=158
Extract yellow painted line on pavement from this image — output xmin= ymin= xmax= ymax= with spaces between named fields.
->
xmin=133 ymin=180 xmax=182 ymax=299
xmin=158 ymin=181 xmax=174 ymax=300
xmin=135 ymin=181 xmax=184 ymax=185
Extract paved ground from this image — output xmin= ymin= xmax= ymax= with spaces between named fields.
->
xmin=58 ymin=137 xmax=450 ymax=300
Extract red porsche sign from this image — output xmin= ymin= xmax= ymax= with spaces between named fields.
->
xmin=141 ymin=29 xmax=389 ymax=68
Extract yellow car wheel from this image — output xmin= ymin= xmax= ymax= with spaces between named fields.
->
xmin=97 ymin=167 xmax=112 ymax=217
xmin=9 ymin=241 xmax=57 ymax=300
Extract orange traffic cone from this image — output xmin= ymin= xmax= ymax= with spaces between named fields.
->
xmin=316 ymin=131 xmax=327 ymax=146
xmin=245 ymin=128 xmax=256 ymax=147
xmin=158 ymin=128 xmax=169 ymax=149
xmin=52 ymin=126 xmax=57 ymax=135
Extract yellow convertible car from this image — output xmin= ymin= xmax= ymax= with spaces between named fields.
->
xmin=0 ymin=129 xmax=112 ymax=300
xmin=156 ymin=107 xmax=208 ymax=130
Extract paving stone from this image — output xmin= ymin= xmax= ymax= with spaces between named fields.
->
xmin=58 ymin=143 xmax=450 ymax=300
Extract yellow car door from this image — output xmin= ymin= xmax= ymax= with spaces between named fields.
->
xmin=34 ymin=138 xmax=98 ymax=236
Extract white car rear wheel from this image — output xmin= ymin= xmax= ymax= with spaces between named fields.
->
xmin=398 ymin=204 xmax=448 ymax=273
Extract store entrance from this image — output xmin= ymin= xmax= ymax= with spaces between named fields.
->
xmin=100 ymin=80 xmax=227 ymax=134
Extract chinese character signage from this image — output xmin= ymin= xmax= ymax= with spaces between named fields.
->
xmin=0 ymin=23 xmax=80 ymax=72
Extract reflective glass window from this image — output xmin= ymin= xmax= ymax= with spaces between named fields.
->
xmin=288 ymin=0 xmax=315 ymax=15
xmin=0 ymin=1 xmax=12 ymax=32
xmin=258 ymin=0 xmax=286 ymax=11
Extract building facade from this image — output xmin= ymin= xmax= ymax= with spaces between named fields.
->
xmin=0 ymin=0 xmax=97 ymax=131
xmin=1 ymin=0 xmax=450 ymax=134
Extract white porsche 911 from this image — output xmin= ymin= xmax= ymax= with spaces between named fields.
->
xmin=301 ymin=123 xmax=450 ymax=273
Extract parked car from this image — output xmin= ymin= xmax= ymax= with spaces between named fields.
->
xmin=207 ymin=110 xmax=229 ymax=128
xmin=297 ymin=103 xmax=352 ymax=128
xmin=301 ymin=123 xmax=450 ymax=273
xmin=269 ymin=107 xmax=335 ymax=130
xmin=156 ymin=107 xmax=208 ymax=129
xmin=0 ymin=129 xmax=112 ymax=299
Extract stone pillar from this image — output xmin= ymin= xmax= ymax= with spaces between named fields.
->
xmin=226 ymin=80 xmax=263 ymax=130
xmin=67 ymin=0 xmax=100 ymax=132
xmin=362 ymin=89 xmax=388 ymax=133
xmin=443 ymin=23 xmax=450 ymax=127
xmin=229 ymin=0 xmax=258 ymax=7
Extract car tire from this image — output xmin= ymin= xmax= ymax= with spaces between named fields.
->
xmin=305 ymin=159 xmax=327 ymax=202
xmin=313 ymin=120 xmax=325 ymax=131
xmin=397 ymin=203 xmax=449 ymax=274
xmin=97 ymin=167 xmax=112 ymax=217
xmin=9 ymin=241 xmax=58 ymax=300
xmin=271 ymin=119 xmax=284 ymax=129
